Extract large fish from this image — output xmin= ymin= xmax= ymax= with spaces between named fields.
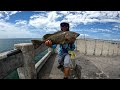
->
xmin=31 ymin=31 xmax=80 ymax=49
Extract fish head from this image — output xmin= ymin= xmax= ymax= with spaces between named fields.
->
xmin=69 ymin=32 xmax=80 ymax=39
xmin=71 ymin=32 xmax=80 ymax=42
xmin=65 ymin=31 xmax=80 ymax=43
xmin=72 ymin=32 xmax=80 ymax=38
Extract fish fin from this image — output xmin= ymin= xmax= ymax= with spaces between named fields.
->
xmin=53 ymin=31 xmax=62 ymax=34
xmin=31 ymin=40 xmax=43 ymax=49
xmin=43 ymin=34 xmax=53 ymax=40
xmin=43 ymin=31 xmax=62 ymax=40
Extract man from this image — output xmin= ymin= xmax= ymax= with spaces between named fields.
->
xmin=45 ymin=22 xmax=75 ymax=79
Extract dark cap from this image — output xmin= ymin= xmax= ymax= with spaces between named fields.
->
xmin=60 ymin=22 xmax=69 ymax=27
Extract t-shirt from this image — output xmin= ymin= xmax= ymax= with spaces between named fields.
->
xmin=52 ymin=43 xmax=75 ymax=55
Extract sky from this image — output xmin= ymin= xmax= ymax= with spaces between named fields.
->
xmin=0 ymin=11 xmax=120 ymax=41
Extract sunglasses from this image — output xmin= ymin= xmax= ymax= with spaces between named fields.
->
xmin=60 ymin=23 xmax=69 ymax=27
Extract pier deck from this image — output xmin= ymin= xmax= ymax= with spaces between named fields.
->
xmin=37 ymin=50 xmax=120 ymax=79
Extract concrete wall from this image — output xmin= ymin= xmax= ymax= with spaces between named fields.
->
xmin=76 ymin=39 xmax=120 ymax=56
xmin=76 ymin=39 xmax=86 ymax=54
xmin=94 ymin=40 xmax=102 ymax=56
xmin=86 ymin=39 xmax=95 ymax=55
xmin=0 ymin=43 xmax=50 ymax=79
xmin=118 ymin=44 xmax=120 ymax=55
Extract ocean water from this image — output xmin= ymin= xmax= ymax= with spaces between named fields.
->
xmin=0 ymin=38 xmax=40 ymax=53
xmin=0 ymin=38 xmax=48 ymax=79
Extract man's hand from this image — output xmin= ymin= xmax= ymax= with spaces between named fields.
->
xmin=45 ymin=40 xmax=52 ymax=47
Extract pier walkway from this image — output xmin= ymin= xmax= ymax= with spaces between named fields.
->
xmin=37 ymin=50 xmax=117 ymax=79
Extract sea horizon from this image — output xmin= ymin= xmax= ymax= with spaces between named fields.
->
xmin=0 ymin=38 xmax=41 ymax=53
xmin=0 ymin=38 xmax=41 ymax=39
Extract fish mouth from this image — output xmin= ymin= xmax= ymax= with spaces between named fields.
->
xmin=77 ymin=33 xmax=80 ymax=37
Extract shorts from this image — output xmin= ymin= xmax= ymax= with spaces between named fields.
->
xmin=57 ymin=53 xmax=73 ymax=68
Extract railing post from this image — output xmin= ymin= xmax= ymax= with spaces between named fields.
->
xmin=48 ymin=47 xmax=56 ymax=54
xmin=48 ymin=47 xmax=52 ymax=52
xmin=53 ymin=45 xmax=59 ymax=54
xmin=14 ymin=43 xmax=37 ymax=79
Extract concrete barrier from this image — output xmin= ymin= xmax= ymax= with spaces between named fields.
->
xmin=76 ymin=39 xmax=86 ymax=54
xmin=14 ymin=43 xmax=37 ymax=79
xmin=118 ymin=47 xmax=120 ymax=55
xmin=86 ymin=39 xmax=95 ymax=55
xmin=0 ymin=43 xmax=51 ymax=79
xmin=108 ymin=42 xmax=114 ymax=56
xmin=102 ymin=41 xmax=109 ymax=56
xmin=76 ymin=39 xmax=120 ymax=56
xmin=113 ymin=44 xmax=118 ymax=56
xmin=95 ymin=40 xmax=103 ymax=56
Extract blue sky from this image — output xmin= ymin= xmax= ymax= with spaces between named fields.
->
xmin=0 ymin=11 xmax=120 ymax=41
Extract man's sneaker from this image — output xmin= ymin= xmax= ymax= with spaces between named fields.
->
xmin=57 ymin=65 xmax=63 ymax=69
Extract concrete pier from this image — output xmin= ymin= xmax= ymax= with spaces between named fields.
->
xmin=0 ymin=38 xmax=120 ymax=79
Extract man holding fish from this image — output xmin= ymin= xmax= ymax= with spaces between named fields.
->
xmin=44 ymin=22 xmax=80 ymax=79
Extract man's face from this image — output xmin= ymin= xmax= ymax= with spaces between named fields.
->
xmin=61 ymin=26 xmax=68 ymax=31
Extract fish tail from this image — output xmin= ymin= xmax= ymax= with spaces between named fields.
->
xmin=31 ymin=40 xmax=45 ymax=49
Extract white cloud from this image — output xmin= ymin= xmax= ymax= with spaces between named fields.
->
xmin=33 ymin=11 xmax=47 ymax=13
xmin=29 ymin=11 xmax=61 ymax=31
xmin=9 ymin=11 xmax=20 ymax=15
xmin=28 ymin=11 xmax=120 ymax=30
xmin=0 ymin=13 xmax=4 ymax=18
xmin=89 ymin=28 xmax=113 ymax=33
xmin=47 ymin=11 xmax=60 ymax=21
xmin=28 ymin=11 xmax=120 ymax=38
xmin=113 ymin=24 xmax=120 ymax=30
xmin=79 ymin=34 xmax=89 ymax=37
xmin=0 ymin=11 xmax=120 ymax=39
xmin=60 ymin=11 xmax=120 ymax=27
xmin=112 ymin=28 xmax=119 ymax=31
xmin=15 ymin=20 xmax=28 ymax=26
xmin=58 ymin=11 xmax=70 ymax=15
xmin=0 ymin=11 xmax=21 ymax=20
xmin=99 ymin=19 xmax=120 ymax=23
xmin=29 ymin=15 xmax=49 ymax=28
xmin=0 ymin=20 xmax=40 ymax=38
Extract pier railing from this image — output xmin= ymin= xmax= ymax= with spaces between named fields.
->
xmin=0 ymin=43 xmax=55 ymax=79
